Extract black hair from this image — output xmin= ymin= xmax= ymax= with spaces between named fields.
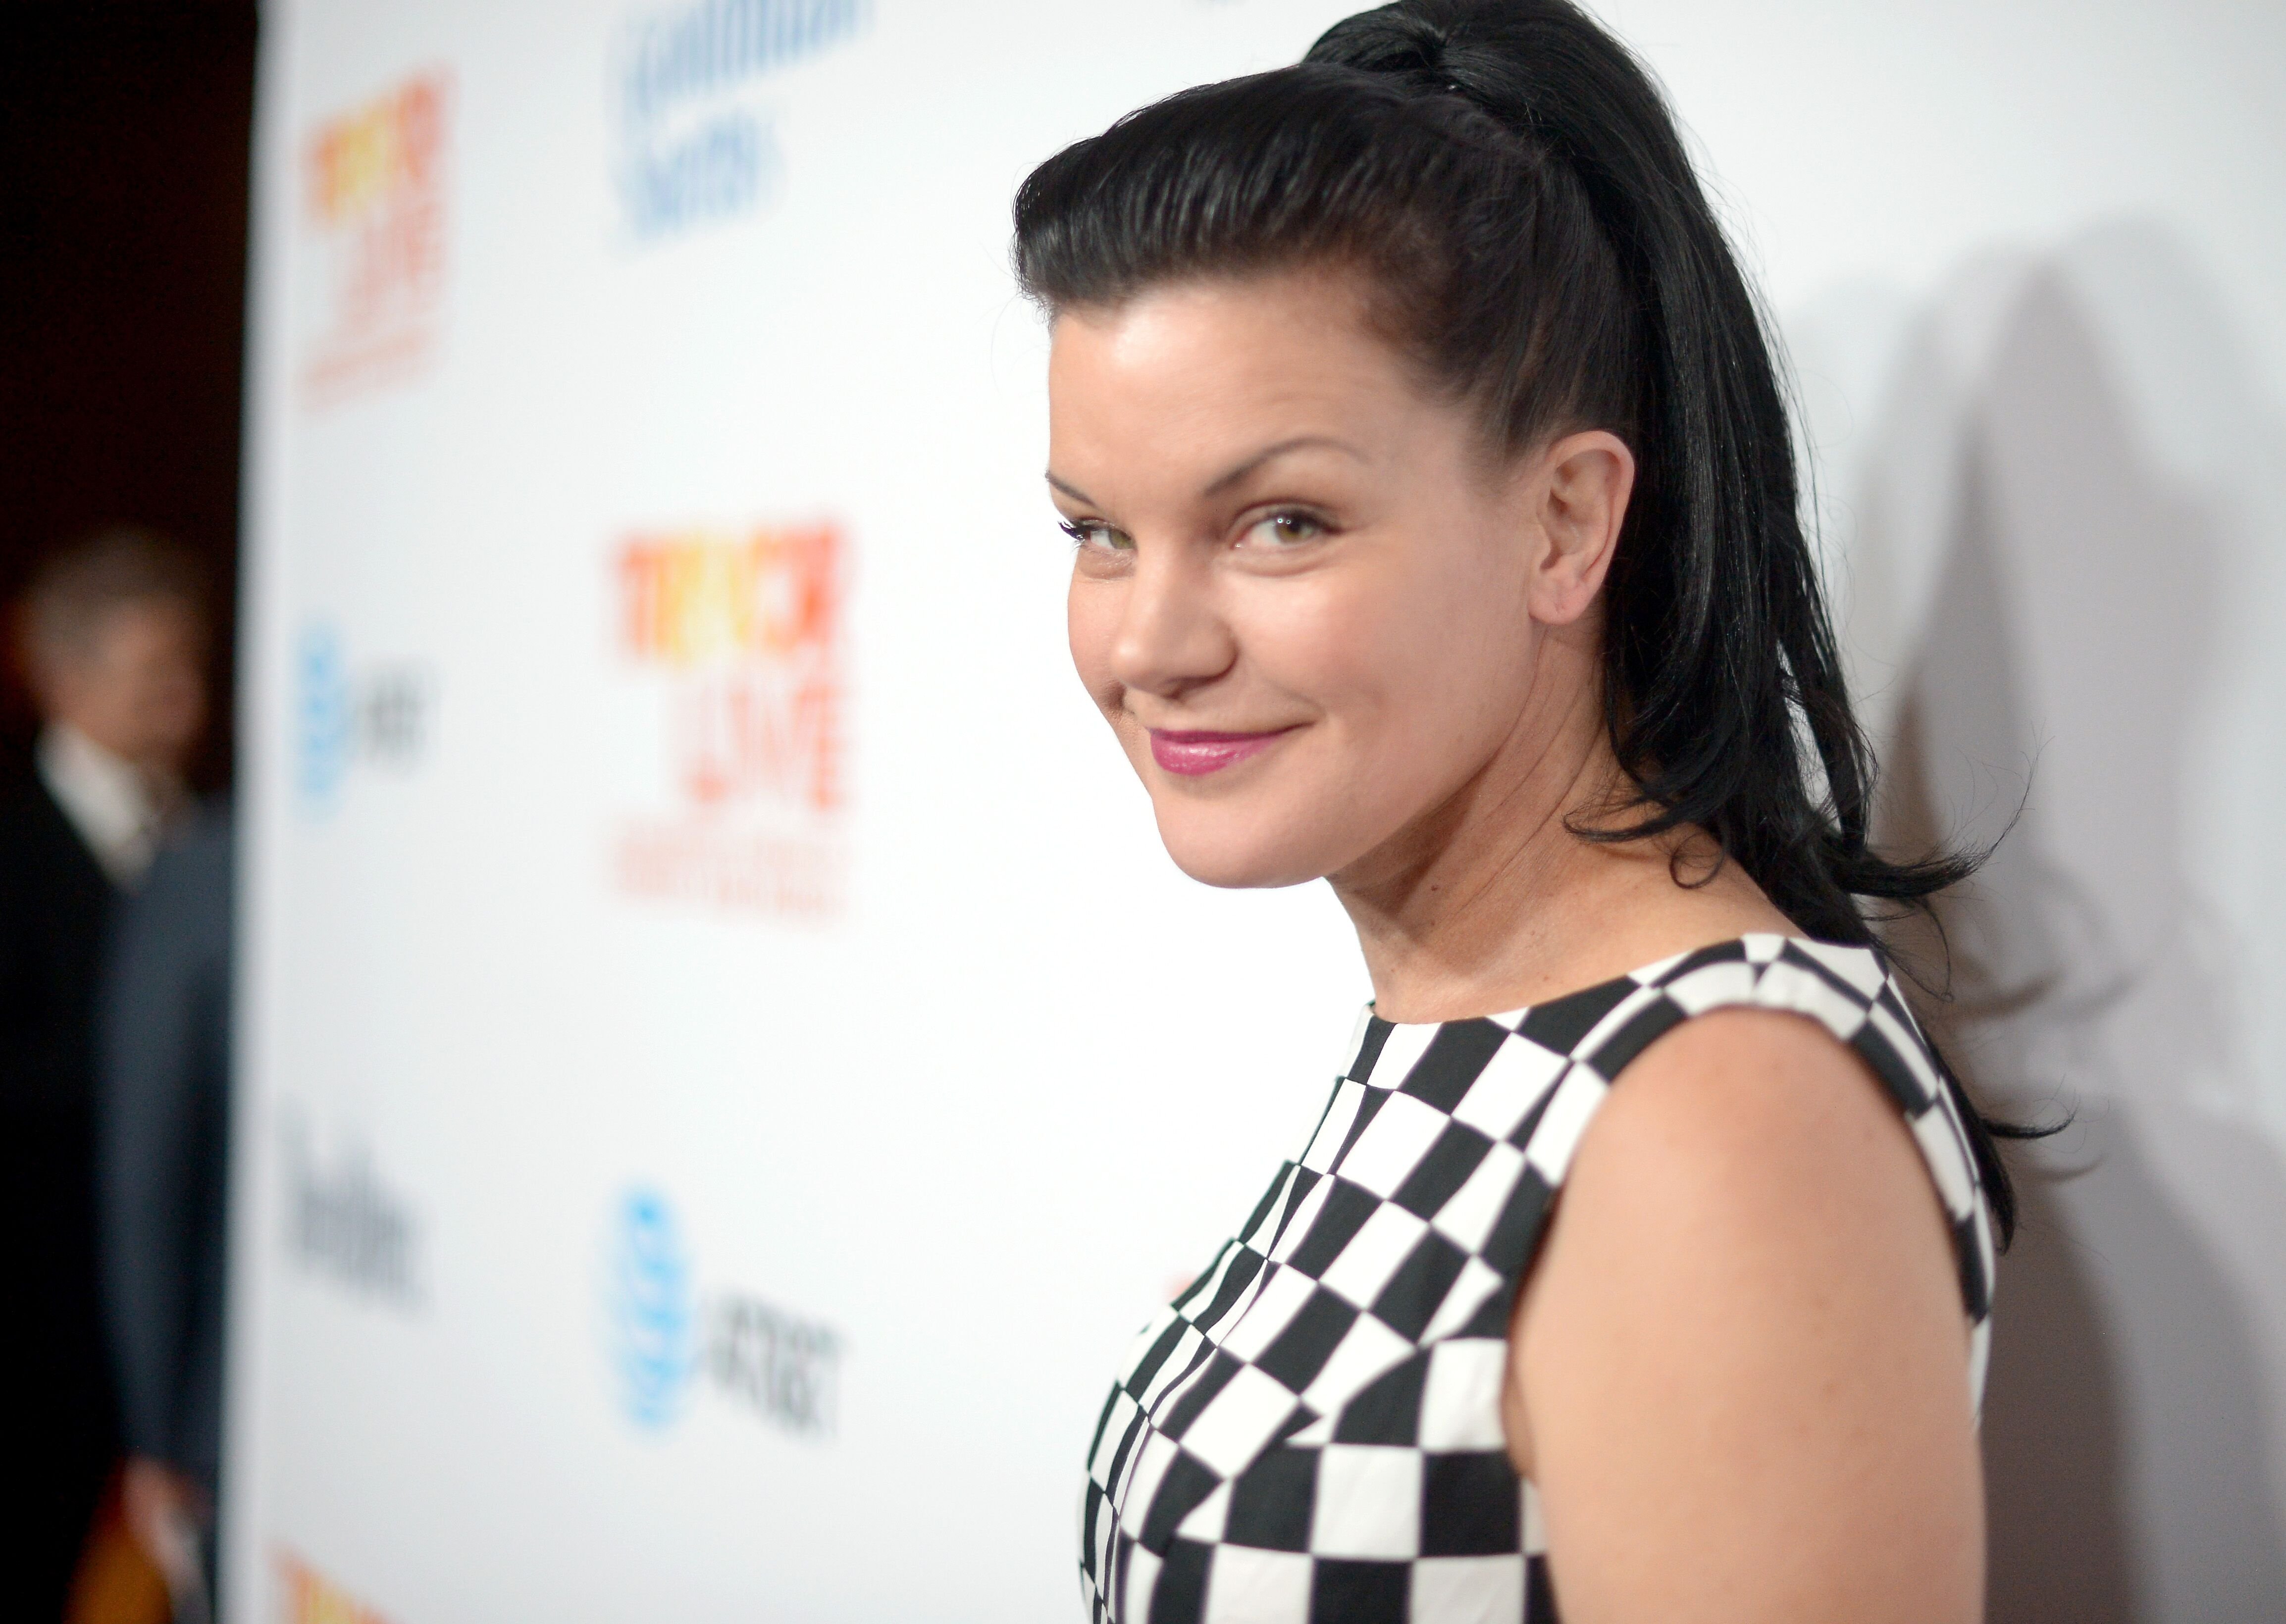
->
xmin=1013 ymin=0 xmax=2032 ymax=1239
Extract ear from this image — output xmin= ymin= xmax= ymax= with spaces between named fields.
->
xmin=1525 ymin=430 xmax=1635 ymax=626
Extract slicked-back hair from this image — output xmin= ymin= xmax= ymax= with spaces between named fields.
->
xmin=20 ymin=526 xmax=209 ymax=669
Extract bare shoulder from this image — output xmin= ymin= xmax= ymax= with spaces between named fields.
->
xmin=1505 ymin=1007 xmax=1983 ymax=1623
xmin=1578 ymin=1005 xmax=1944 ymax=1238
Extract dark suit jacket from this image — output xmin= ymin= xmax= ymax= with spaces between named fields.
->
xmin=0 ymin=773 xmax=125 ymax=1590
xmin=98 ymin=805 xmax=233 ymax=1493
xmin=0 ymin=772 xmax=117 ymax=1111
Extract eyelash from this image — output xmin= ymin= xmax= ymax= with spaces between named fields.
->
xmin=1057 ymin=509 xmax=1332 ymax=551
xmin=1058 ymin=519 xmax=1127 ymax=551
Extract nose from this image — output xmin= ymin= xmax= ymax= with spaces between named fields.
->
xmin=1108 ymin=547 xmax=1236 ymax=701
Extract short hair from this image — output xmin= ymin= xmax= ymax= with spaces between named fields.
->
xmin=19 ymin=526 xmax=209 ymax=668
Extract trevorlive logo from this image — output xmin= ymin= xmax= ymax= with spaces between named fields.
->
xmin=613 ymin=522 xmax=847 ymax=915
xmin=300 ymin=69 xmax=450 ymax=404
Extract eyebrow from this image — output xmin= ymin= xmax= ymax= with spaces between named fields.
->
xmin=1044 ymin=436 xmax=1367 ymax=510
xmin=1202 ymin=435 xmax=1366 ymax=497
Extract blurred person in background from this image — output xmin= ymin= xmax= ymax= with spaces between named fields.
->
xmin=0 ymin=527 xmax=208 ymax=1617
xmin=99 ymin=802 xmax=232 ymax=1624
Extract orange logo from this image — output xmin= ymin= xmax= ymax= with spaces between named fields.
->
xmin=275 ymin=1550 xmax=393 ymax=1624
xmin=614 ymin=521 xmax=847 ymax=916
xmin=301 ymin=69 xmax=450 ymax=404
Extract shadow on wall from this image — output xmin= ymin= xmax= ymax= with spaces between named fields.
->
xmin=1799 ymin=225 xmax=2286 ymax=1622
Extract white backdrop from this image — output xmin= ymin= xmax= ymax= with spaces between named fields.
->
xmin=229 ymin=2 xmax=2286 ymax=1620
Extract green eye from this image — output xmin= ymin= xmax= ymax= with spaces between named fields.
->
xmin=1059 ymin=520 xmax=1132 ymax=551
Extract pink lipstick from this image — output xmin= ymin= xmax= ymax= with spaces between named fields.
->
xmin=1147 ymin=728 xmax=1293 ymax=777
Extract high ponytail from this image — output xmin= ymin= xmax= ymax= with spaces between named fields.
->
xmin=1014 ymin=0 xmax=2030 ymax=1238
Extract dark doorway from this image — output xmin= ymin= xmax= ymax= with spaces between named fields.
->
xmin=0 ymin=0 xmax=259 ymax=793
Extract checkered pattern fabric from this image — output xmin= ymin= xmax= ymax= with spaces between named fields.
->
xmin=1080 ymin=934 xmax=1995 ymax=1623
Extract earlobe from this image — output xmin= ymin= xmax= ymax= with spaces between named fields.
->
xmin=1528 ymin=430 xmax=1635 ymax=626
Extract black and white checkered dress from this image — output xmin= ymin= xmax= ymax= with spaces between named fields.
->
xmin=1080 ymin=934 xmax=1994 ymax=1623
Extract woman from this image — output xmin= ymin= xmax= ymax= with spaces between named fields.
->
xmin=1016 ymin=2 xmax=2006 ymax=1620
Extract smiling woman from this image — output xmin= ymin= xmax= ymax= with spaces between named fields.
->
xmin=1047 ymin=269 xmax=1628 ymax=895
xmin=1017 ymin=4 xmax=2008 ymax=1624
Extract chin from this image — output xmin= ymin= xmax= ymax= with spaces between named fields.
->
xmin=1150 ymin=803 xmax=1341 ymax=891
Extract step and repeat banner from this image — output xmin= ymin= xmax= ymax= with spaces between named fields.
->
xmin=232 ymin=3 xmax=1376 ymax=1620
xmin=232 ymin=1 xmax=2286 ymax=1620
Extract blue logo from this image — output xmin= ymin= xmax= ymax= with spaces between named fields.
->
xmin=608 ymin=1187 xmax=698 ymax=1427
xmin=297 ymin=625 xmax=353 ymax=809
xmin=614 ymin=0 xmax=870 ymax=240
xmin=294 ymin=623 xmax=432 ymax=814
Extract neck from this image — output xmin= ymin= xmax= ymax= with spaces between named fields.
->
xmin=1327 ymin=670 xmax=1607 ymax=1019
xmin=1328 ymin=656 xmax=1781 ymax=1023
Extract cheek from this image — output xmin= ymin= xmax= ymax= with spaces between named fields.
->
xmin=1293 ymin=545 xmax=1536 ymax=766
xmin=1242 ymin=577 xmax=1393 ymax=719
xmin=1065 ymin=577 xmax=1122 ymax=711
xmin=1254 ymin=563 xmax=1509 ymax=732
xmin=153 ymin=661 xmax=204 ymax=706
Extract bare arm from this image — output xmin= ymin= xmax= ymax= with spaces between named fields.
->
xmin=1505 ymin=1008 xmax=1982 ymax=1623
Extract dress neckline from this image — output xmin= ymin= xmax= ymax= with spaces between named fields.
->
xmin=1362 ymin=931 xmax=1865 ymax=1031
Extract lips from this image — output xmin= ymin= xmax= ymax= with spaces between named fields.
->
xmin=1146 ymin=727 xmax=1295 ymax=777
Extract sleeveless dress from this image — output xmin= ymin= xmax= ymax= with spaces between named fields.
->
xmin=1080 ymin=934 xmax=1995 ymax=1624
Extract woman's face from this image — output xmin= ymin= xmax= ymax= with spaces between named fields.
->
xmin=1048 ymin=269 xmax=1614 ymax=891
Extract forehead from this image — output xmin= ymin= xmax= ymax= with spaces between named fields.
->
xmin=86 ymin=595 xmax=207 ymax=645
xmin=1046 ymin=269 xmax=1429 ymax=454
